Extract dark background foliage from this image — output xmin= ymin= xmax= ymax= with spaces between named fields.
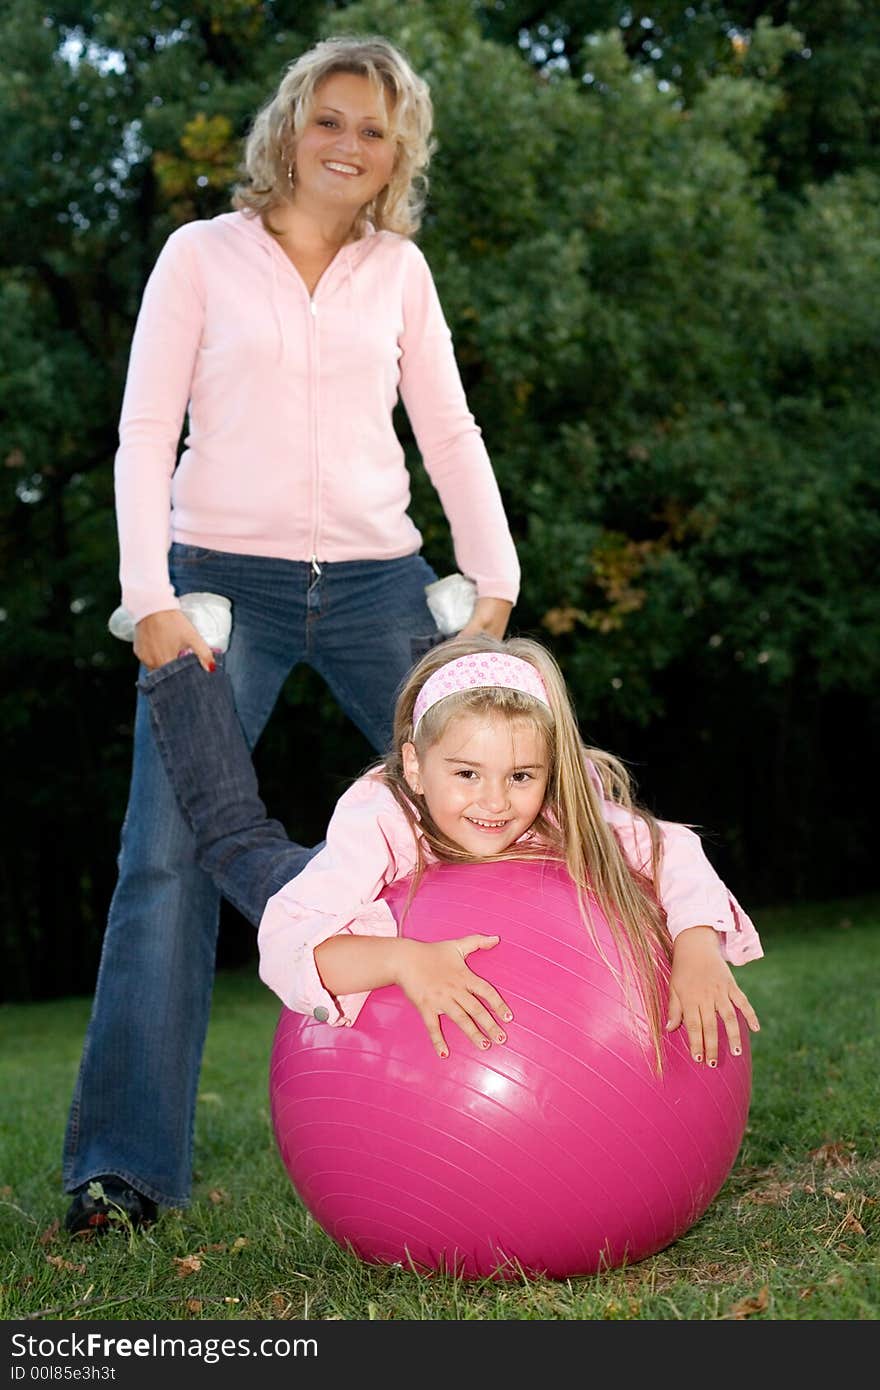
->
xmin=1 ymin=0 xmax=877 ymax=1001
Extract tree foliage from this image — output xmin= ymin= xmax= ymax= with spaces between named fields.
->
xmin=1 ymin=0 xmax=877 ymax=1000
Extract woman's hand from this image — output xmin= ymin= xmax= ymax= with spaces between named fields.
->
xmin=134 ymin=609 xmax=217 ymax=673
xmin=393 ymin=935 xmax=512 ymax=1058
xmin=458 ymin=596 xmax=513 ymax=641
xmin=667 ymin=925 xmax=760 ymax=1065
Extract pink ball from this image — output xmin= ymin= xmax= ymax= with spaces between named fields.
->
xmin=269 ymin=860 xmax=751 ymax=1279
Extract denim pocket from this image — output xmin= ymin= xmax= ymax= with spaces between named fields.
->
xmin=169 ymin=543 xmax=222 ymax=565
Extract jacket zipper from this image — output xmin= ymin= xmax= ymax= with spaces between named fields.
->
xmin=308 ymin=295 xmax=321 ymax=567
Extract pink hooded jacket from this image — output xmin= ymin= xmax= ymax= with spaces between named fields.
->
xmin=114 ymin=211 xmax=520 ymax=622
xmin=258 ymin=762 xmax=763 ymax=1027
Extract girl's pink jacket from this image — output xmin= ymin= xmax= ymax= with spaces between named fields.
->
xmin=114 ymin=212 xmax=520 ymax=622
xmin=258 ymin=765 xmax=763 ymax=1027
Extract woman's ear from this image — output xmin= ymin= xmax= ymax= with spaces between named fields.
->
xmin=401 ymin=741 xmax=422 ymax=795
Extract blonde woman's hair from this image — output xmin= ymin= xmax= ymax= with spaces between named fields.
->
xmin=382 ymin=634 xmax=673 ymax=1071
xmin=232 ymin=35 xmax=434 ymax=239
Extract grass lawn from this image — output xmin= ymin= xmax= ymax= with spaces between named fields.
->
xmin=1 ymin=894 xmax=877 ymax=1322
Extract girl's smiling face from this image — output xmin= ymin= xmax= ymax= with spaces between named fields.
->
xmin=402 ymin=713 xmax=550 ymax=858
xmin=292 ymin=71 xmax=396 ymax=210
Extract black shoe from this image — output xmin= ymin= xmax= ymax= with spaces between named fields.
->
xmin=64 ymin=1177 xmax=158 ymax=1236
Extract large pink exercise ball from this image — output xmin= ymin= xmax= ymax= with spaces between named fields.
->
xmin=269 ymin=859 xmax=751 ymax=1280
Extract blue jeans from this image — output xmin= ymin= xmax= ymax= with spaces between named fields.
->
xmin=142 ymin=651 xmax=322 ymax=926
xmin=63 ymin=546 xmax=441 ymax=1207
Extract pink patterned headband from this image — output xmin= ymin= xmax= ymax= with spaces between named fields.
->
xmin=412 ymin=653 xmax=551 ymax=732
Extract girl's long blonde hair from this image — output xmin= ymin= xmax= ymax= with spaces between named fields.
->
xmin=232 ymin=35 xmax=434 ymax=239
xmin=382 ymin=634 xmax=673 ymax=1071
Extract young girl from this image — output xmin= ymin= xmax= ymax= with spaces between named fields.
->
xmin=142 ymin=631 xmax=762 ymax=1072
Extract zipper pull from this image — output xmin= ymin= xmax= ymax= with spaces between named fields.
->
xmin=310 ymin=555 xmax=322 ymax=581
xmin=310 ymin=299 xmax=317 ymax=317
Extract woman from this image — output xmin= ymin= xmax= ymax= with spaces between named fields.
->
xmin=63 ymin=35 xmax=520 ymax=1234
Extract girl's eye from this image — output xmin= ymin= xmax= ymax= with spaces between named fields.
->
xmin=318 ymin=118 xmax=338 ymax=128
xmin=455 ymin=769 xmax=477 ymax=780
xmin=364 ymin=128 xmax=385 ymax=139
xmin=512 ymin=771 xmax=533 ymax=784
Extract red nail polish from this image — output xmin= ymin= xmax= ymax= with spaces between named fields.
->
xmin=208 ymin=660 xmax=216 ymax=672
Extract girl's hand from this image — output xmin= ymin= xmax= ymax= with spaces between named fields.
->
xmin=458 ymin=597 xmax=513 ymax=641
xmin=134 ymin=610 xmax=216 ymax=673
xmin=393 ymin=935 xmax=512 ymax=1058
xmin=667 ymin=925 xmax=760 ymax=1066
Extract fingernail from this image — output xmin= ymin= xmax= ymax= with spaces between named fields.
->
xmin=693 ymin=1054 xmax=702 ymax=1063
xmin=708 ymin=1059 xmax=717 ymax=1068
xmin=208 ymin=660 xmax=216 ymax=673
xmin=665 ymin=1020 xmax=674 ymax=1030
xmin=733 ymin=1046 xmax=742 ymax=1056
xmin=503 ymin=1011 xmax=513 ymax=1022
xmin=496 ymin=1033 xmax=506 ymax=1044
xmin=439 ymin=1049 xmax=448 ymax=1059
xmin=480 ymin=1039 xmax=490 ymax=1050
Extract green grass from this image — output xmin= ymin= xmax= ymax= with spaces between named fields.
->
xmin=1 ymin=894 xmax=878 ymax=1321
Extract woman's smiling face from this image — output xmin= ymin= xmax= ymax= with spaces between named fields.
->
xmin=403 ymin=713 xmax=550 ymax=858
xmin=292 ymin=71 xmax=396 ymax=211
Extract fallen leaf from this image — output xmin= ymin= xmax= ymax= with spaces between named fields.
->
xmin=729 ymin=1285 xmax=769 ymax=1319
xmin=39 ymin=1220 xmax=61 ymax=1245
xmin=840 ymin=1213 xmax=866 ymax=1236
xmin=174 ymin=1255 xmax=203 ymax=1278
xmin=232 ymin=1236 xmax=249 ymax=1251
xmin=270 ymin=1293 xmax=287 ymax=1317
xmin=45 ymin=1254 xmax=86 ymax=1275
xmin=0 ymin=1186 xmax=13 ymax=1198
xmin=186 ymin=1299 xmax=203 ymax=1315
xmin=809 ymin=1142 xmax=856 ymax=1168
xmin=742 ymin=1180 xmax=796 ymax=1205
xmin=208 ymin=1188 xmax=228 ymax=1205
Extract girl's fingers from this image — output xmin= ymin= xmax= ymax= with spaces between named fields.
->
xmin=701 ymin=1006 xmax=719 ymax=1067
xmin=666 ymin=987 xmax=683 ymax=1031
xmin=736 ymin=993 xmax=761 ymax=1032
xmin=443 ymin=999 xmax=493 ymax=1052
xmin=718 ymin=1002 xmax=743 ymax=1057
xmin=421 ymin=1011 xmax=448 ymax=1059
xmin=456 ymin=933 xmax=500 ymax=956
xmin=469 ymin=977 xmax=513 ymax=1027
xmin=460 ymin=995 xmax=508 ymax=1046
xmin=683 ymin=1009 xmax=704 ymax=1064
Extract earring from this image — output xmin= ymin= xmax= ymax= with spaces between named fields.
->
xmin=286 ymin=160 xmax=295 ymax=190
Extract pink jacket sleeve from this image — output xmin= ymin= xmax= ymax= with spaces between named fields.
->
xmin=397 ymin=244 xmax=520 ymax=605
xmin=586 ymin=761 xmax=764 ymax=964
xmin=114 ymin=226 xmax=205 ymax=622
xmin=257 ymin=774 xmax=419 ymax=1025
